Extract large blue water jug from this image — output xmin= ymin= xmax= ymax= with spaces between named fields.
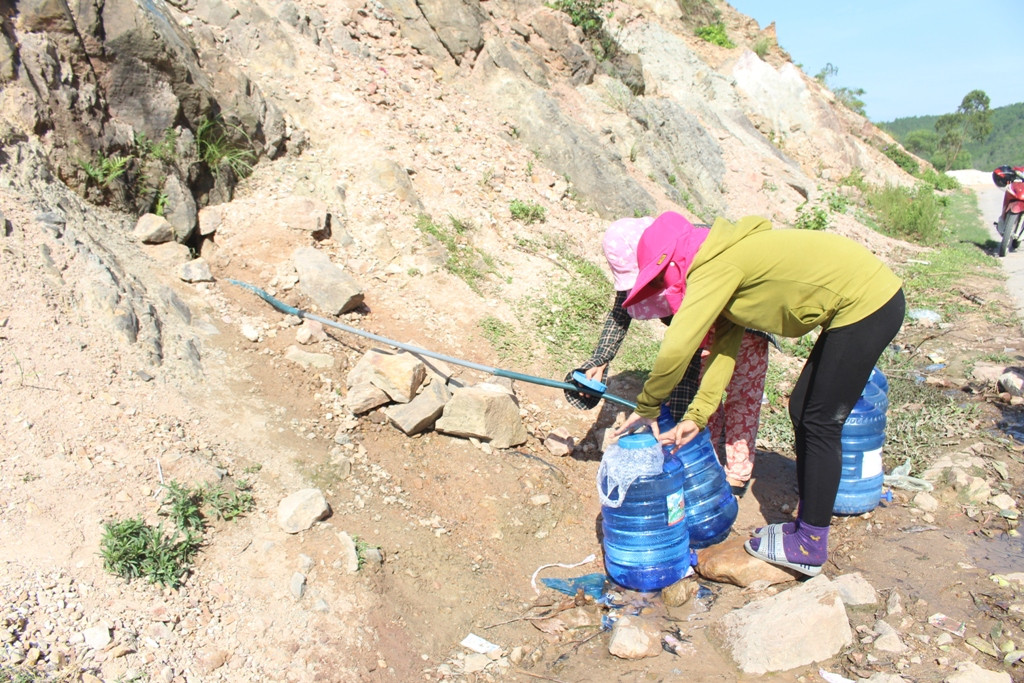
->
xmin=865 ymin=367 xmax=889 ymax=413
xmin=833 ymin=381 xmax=887 ymax=515
xmin=600 ymin=433 xmax=691 ymax=591
xmin=658 ymin=408 xmax=738 ymax=548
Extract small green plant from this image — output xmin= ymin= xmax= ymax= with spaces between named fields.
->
xmin=695 ymin=23 xmax=735 ymax=48
xmin=161 ymin=480 xmax=205 ymax=532
xmin=78 ymin=153 xmax=130 ymax=187
xmin=135 ymin=129 xmax=178 ymax=161
xmin=196 ymin=116 xmax=256 ymax=178
xmin=794 ymin=202 xmax=829 ymax=231
xmin=761 ymin=179 xmax=778 ymax=192
xmin=823 ymin=189 xmax=850 ymax=214
xmin=153 ymin=191 xmax=169 ymax=217
xmin=242 ymin=464 xmax=263 ymax=474
xmin=204 ymin=484 xmax=255 ymax=521
xmin=839 ymin=168 xmax=868 ymax=191
xmin=509 ymin=199 xmax=547 ymax=224
xmin=667 ymin=174 xmax=678 ymax=187
xmin=99 ymin=517 xmax=202 ymax=589
xmin=752 ymin=37 xmax=770 ymax=59
xmin=549 ymin=0 xmax=607 ymax=38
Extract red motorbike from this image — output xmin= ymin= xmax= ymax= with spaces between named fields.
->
xmin=993 ymin=165 xmax=1024 ymax=257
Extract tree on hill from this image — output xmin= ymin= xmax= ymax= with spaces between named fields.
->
xmin=934 ymin=90 xmax=992 ymax=171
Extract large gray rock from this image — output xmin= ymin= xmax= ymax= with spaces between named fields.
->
xmin=293 ymin=246 xmax=364 ymax=315
xmin=347 ymin=349 xmax=426 ymax=403
xmin=435 ymin=384 xmax=527 ymax=448
xmin=277 ymin=488 xmax=331 ymax=533
xmin=713 ymin=575 xmax=853 ymax=674
xmin=385 ymin=378 xmax=452 ymax=435
xmin=416 ymin=0 xmax=484 ymax=65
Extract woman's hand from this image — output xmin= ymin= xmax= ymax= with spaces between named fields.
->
xmin=659 ymin=419 xmax=700 ymax=454
xmin=612 ymin=412 xmax=658 ymax=438
xmin=585 ymin=364 xmax=607 ymax=383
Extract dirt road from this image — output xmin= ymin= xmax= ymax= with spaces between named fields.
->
xmin=952 ymin=169 xmax=1024 ymax=328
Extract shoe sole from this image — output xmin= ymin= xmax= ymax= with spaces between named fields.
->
xmin=743 ymin=538 xmax=822 ymax=578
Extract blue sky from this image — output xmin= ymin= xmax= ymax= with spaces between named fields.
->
xmin=726 ymin=1 xmax=1020 ymax=122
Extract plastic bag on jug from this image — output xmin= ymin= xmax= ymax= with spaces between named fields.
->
xmin=597 ymin=432 xmax=664 ymax=508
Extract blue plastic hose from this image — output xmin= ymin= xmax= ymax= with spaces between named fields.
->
xmin=228 ymin=279 xmax=638 ymax=409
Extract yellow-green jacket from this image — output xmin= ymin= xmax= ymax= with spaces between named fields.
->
xmin=635 ymin=216 xmax=903 ymax=424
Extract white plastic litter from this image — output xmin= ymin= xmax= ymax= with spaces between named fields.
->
xmin=530 ymin=553 xmax=597 ymax=595
xmin=884 ymin=458 xmax=934 ymax=492
xmin=461 ymin=633 xmax=500 ymax=654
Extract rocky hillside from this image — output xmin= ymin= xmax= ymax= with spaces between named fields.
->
xmin=6 ymin=1 xmax=1021 ymax=683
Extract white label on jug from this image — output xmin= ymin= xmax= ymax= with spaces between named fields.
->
xmin=666 ymin=488 xmax=686 ymax=526
xmin=861 ymin=448 xmax=883 ymax=478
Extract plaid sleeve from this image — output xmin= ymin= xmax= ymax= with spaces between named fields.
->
xmin=588 ymin=290 xmax=631 ymax=368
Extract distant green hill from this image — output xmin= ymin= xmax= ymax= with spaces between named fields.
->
xmin=879 ymin=102 xmax=1024 ymax=171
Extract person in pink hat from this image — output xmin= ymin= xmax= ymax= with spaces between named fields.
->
xmin=567 ymin=215 xmax=772 ymax=496
xmin=615 ymin=211 xmax=904 ymax=577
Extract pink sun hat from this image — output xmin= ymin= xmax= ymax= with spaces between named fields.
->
xmin=622 ymin=211 xmax=709 ymax=312
xmin=603 ymin=216 xmax=655 ymax=290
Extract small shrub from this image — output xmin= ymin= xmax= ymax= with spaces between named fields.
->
xmin=865 ymin=184 xmax=943 ymax=244
xmin=510 ymin=199 xmax=547 ymax=224
xmin=78 ymin=154 xmax=130 ymax=187
xmin=916 ymin=167 xmax=960 ymax=191
xmin=695 ymin=23 xmax=735 ymax=48
xmin=100 ymin=517 xmax=202 ymax=589
xmin=196 ymin=116 xmax=256 ymax=178
xmin=794 ymin=203 xmax=828 ymax=231
xmin=549 ymin=0 xmax=607 ymax=38
xmin=882 ymin=144 xmax=919 ymax=175
xmin=823 ymin=189 xmax=849 ymax=214
xmin=752 ymin=37 xmax=770 ymax=59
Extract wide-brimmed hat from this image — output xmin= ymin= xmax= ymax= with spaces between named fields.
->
xmin=622 ymin=211 xmax=708 ymax=310
xmin=602 ymin=216 xmax=655 ymax=291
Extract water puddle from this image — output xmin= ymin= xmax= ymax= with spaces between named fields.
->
xmin=967 ymin=532 xmax=1024 ymax=575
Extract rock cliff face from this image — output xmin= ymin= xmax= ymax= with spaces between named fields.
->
xmin=0 ymin=0 xmax=913 ymax=373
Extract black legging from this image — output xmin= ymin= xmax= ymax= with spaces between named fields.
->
xmin=789 ymin=289 xmax=906 ymax=527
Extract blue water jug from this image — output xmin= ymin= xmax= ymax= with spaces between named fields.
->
xmin=600 ymin=433 xmax=691 ymax=591
xmin=658 ymin=408 xmax=738 ymax=548
xmin=833 ymin=388 xmax=886 ymax=515
xmin=865 ymin=367 xmax=889 ymax=413
xmin=868 ymin=366 xmax=889 ymax=396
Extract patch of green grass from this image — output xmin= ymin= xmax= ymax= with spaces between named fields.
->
xmin=416 ymin=214 xmax=496 ymax=293
xmin=878 ymin=357 xmax=982 ymax=474
xmin=865 ymin=184 xmax=945 ymax=244
xmin=204 ymin=484 xmax=256 ymax=521
xmin=893 ymin=191 xmax=1005 ymax=320
xmin=100 ymin=478 xmax=254 ymax=588
xmin=695 ymin=23 xmax=735 ymax=48
xmin=196 ymin=116 xmax=256 ymax=179
xmin=882 ymin=144 xmax=919 ymax=175
xmin=0 ymin=665 xmax=50 ymax=682
xmin=509 ymin=199 xmax=547 ymax=224
xmin=479 ymin=315 xmax=529 ymax=365
xmin=757 ymin=359 xmax=795 ymax=451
